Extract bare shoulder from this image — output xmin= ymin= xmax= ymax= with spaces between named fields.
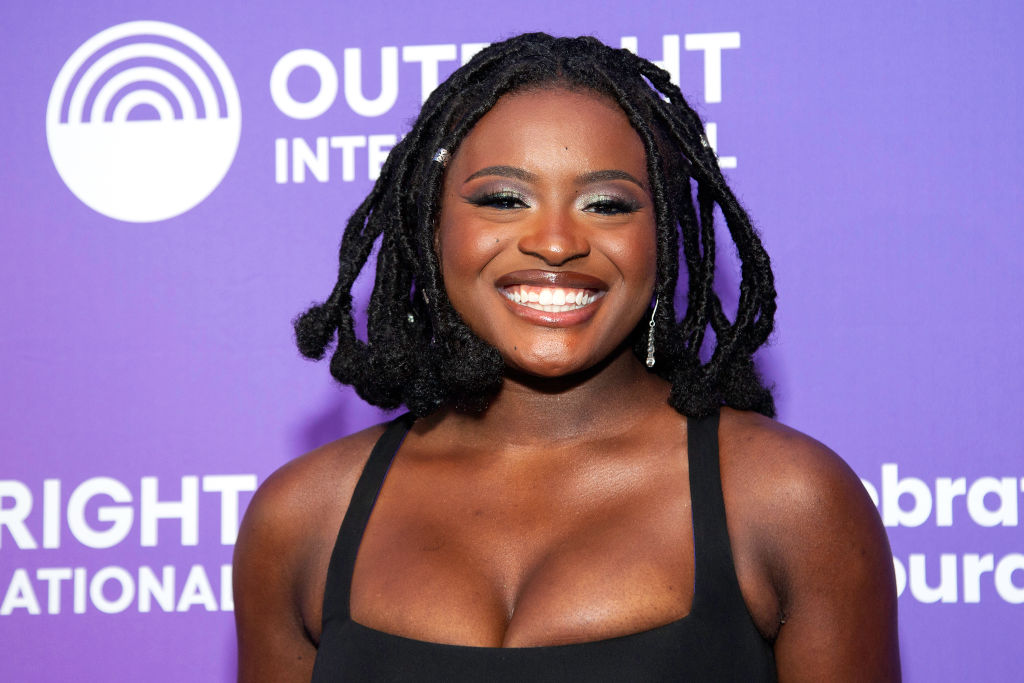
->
xmin=717 ymin=408 xmax=900 ymax=681
xmin=238 ymin=421 xmax=388 ymax=551
xmin=235 ymin=421 xmax=389 ymax=596
xmin=717 ymin=407 xmax=872 ymax=522
xmin=717 ymin=407 xmax=888 ymax=573
xmin=233 ymin=421 xmax=388 ymax=683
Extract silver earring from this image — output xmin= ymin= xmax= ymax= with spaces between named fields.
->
xmin=646 ymin=298 xmax=659 ymax=368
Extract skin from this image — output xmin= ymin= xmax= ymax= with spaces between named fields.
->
xmin=234 ymin=89 xmax=900 ymax=681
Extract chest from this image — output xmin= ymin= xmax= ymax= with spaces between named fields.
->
xmin=307 ymin=416 xmax=779 ymax=681
xmin=348 ymin=443 xmax=697 ymax=647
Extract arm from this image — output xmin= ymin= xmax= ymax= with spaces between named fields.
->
xmin=756 ymin=432 xmax=901 ymax=680
xmin=233 ymin=427 xmax=383 ymax=682
xmin=233 ymin=463 xmax=319 ymax=683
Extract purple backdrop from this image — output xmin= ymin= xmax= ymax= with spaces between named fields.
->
xmin=2 ymin=1 xmax=1022 ymax=680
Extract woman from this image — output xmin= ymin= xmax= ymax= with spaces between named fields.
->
xmin=234 ymin=33 xmax=899 ymax=681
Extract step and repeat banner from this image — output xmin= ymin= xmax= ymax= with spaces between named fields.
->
xmin=2 ymin=1 xmax=1021 ymax=680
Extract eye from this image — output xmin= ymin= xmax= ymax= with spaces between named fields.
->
xmin=582 ymin=194 xmax=641 ymax=215
xmin=468 ymin=190 xmax=530 ymax=210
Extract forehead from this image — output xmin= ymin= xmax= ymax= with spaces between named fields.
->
xmin=451 ymin=88 xmax=648 ymax=174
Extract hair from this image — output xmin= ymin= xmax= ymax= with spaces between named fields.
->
xmin=294 ymin=32 xmax=776 ymax=418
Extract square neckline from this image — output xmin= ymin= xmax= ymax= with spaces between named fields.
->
xmin=311 ymin=411 xmax=777 ymax=682
xmin=343 ymin=417 xmax=703 ymax=651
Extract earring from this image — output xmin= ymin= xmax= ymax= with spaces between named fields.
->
xmin=646 ymin=298 xmax=659 ymax=368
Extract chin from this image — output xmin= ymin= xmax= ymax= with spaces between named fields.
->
xmin=504 ymin=350 xmax=599 ymax=380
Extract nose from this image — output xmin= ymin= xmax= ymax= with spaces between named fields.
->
xmin=517 ymin=208 xmax=591 ymax=267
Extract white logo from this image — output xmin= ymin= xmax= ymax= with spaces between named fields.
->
xmin=46 ymin=21 xmax=241 ymax=223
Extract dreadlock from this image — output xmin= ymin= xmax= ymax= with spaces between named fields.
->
xmin=294 ymin=33 xmax=776 ymax=418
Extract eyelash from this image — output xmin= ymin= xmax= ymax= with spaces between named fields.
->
xmin=583 ymin=195 xmax=641 ymax=215
xmin=468 ymin=192 xmax=641 ymax=215
xmin=469 ymin=190 xmax=528 ymax=210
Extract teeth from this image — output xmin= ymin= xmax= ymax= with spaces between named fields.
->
xmin=500 ymin=286 xmax=604 ymax=313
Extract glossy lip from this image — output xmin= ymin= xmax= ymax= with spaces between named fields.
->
xmin=495 ymin=269 xmax=607 ymax=327
xmin=495 ymin=269 xmax=608 ymax=290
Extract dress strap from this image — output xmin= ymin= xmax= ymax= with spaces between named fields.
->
xmin=687 ymin=410 xmax=748 ymax=611
xmin=320 ymin=412 xmax=414 ymax=627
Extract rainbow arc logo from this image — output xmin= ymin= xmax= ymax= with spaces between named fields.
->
xmin=46 ymin=21 xmax=241 ymax=223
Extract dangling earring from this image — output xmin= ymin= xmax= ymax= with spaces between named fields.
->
xmin=646 ymin=298 xmax=659 ymax=368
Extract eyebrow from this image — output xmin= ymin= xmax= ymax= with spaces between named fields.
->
xmin=463 ymin=165 xmax=648 ymax=191
xmin=578 ymin=169 xmax=648 ymax=191
xmin=464 ymin=165 xmax=537 ymax=183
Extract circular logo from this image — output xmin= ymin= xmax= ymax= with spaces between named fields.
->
xmin=46 ymin=21 xmax=241 ymax=223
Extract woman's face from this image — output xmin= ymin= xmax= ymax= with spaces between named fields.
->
xmin=436 ymin=87 xmax=657 ymax=378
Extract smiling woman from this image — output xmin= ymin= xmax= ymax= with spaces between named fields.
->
xmin=233 ymin=33 xmax=900 ymax=682
xmin=437 ymin=90 xmax=656 ymax=378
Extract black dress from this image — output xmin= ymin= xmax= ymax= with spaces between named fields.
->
xmin=311 ymin=411 xmax=777 ymax=681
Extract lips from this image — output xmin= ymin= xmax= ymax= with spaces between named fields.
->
xmin=495 ymin=270 xmax=607 ymax=290
xmin=495 ymin=270 xmax=607 ymax=322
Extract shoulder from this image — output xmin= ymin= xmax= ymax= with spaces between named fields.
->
xmin=237 ymin=421 xmax=388 ymax=562
xmin=717 ymin=407 xmax=888 ymax=573
xmin=717 ymin=407 xmax=873 ymax=524
xmin=716 ymin=408 xmax=900 ymax=679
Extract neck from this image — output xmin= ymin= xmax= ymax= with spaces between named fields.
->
xmin=433 ymin=344 xmax=670 ymax=450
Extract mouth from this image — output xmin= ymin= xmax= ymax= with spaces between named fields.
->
xmin=499 ymin=285 xmax=605 ymax=312
xmin=494 ymin=270 xmax=608 ymax=321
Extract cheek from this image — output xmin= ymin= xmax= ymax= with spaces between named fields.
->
xmin=435 ymin=204 xmax=470 ymax=284
xmin=635 ymin=221 xmax=659 ymax=278
xmin=602 ymin=223 xmax=658 ymax=287
xmin=436 ymin=211 xmax=506 ymax=295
